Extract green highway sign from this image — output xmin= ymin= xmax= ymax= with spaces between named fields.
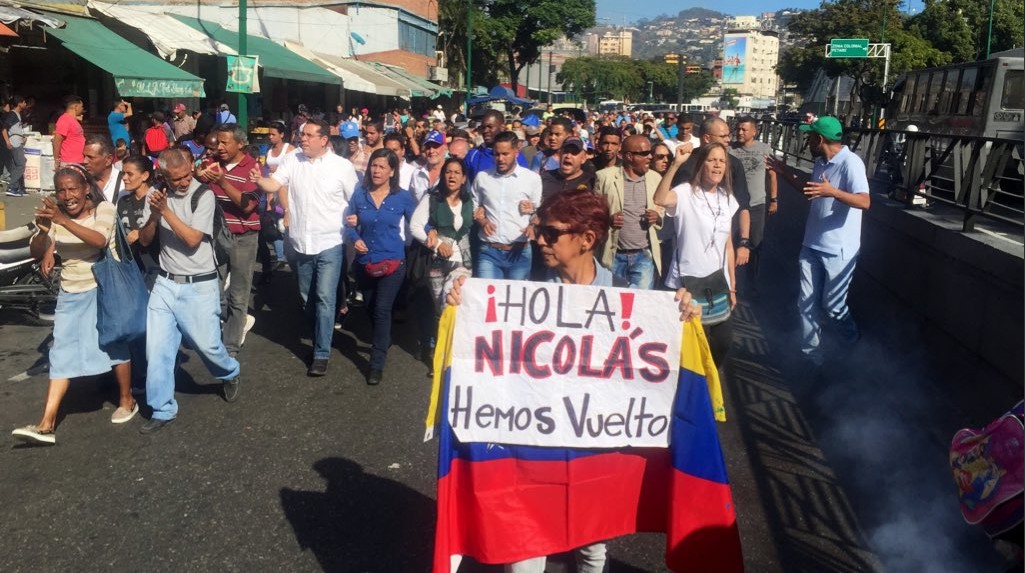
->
xmin=829 ymin=38 xmax=869 ymax=58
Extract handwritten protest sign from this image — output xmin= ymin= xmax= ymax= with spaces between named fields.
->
xmin=447 ymin=279 xmax=682 ymax=449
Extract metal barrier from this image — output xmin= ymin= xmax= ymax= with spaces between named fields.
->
xmin=754 ymin=120 xmax=1025 ymax=232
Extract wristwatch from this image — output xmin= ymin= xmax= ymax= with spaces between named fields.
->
xmin=738 ymin=238 xmax=752 ymax=249
xmin=769 ymin=197 xmax=778 ymax=203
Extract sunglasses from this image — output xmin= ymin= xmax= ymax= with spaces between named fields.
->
xmin=536 ymin=224 xmax=578 ymax=244
xmin=653 ymin=153 xmax=671 ymax=160
xmin=626 ymin=149 xmax=652 ymax=157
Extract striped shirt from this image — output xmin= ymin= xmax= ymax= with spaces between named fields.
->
xmin=207 ymin=154 xmax=261 ymax=234
xmin=48 ymin=201 xmax=116 ymax=293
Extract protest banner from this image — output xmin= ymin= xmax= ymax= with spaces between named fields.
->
xmin=447 ymin=279 xmax=682 ymax=448
xmin=426 ymin=279 xmax=743 ymax=573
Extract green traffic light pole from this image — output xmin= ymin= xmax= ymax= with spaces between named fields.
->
xmin=465 ymin=0 xmax=472 ymax=115
xmin=238 ymin=0 xmax=248 ymax=130
xmin=986 ymin=0 xmax=996 ymax=58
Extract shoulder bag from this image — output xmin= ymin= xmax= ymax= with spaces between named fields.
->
xmin=93 ymin=216 xmax=149 ymax=346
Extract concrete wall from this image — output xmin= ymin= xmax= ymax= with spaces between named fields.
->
xmin=857 ymin=196 xmax=1024 ymax=385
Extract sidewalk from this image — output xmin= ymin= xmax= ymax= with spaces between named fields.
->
xmin=724 ymin=177 xmax=1017 ymax=572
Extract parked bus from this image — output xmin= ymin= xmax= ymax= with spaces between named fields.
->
xmin=887 ymin=48 xmax=1023 ymax=140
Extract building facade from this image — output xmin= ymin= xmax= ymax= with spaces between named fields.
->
xmin=721 ymin=29 xmax=779 ymax=100
xmin=584 ymin=27 xmax=634 ymax=58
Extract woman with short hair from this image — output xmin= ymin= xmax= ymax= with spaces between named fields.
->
xmin=444 ymin=187 xmax=701 ymax=572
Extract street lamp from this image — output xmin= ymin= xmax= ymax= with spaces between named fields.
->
xmin=647 ymin=81 xmax=653 ymax=102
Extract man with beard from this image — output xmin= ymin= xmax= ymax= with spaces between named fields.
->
xmin=351 ymin=121 xmax=383 ymax=178
xmin=766 ymin=116 xmax=869 ymax=365
xmin=464 ymin=110 xmax=527 ymax=184
xmin=251 ymin=119 xmax=359 ymax=376
xmin=591 ymin=126 xmax=622 ymax=171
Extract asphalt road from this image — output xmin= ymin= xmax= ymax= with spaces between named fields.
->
xmin=0 ymin=183 xmax=1015 ymax=572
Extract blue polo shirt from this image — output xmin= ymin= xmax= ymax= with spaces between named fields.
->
xmin=344 ymin=186 xmax=422 ymax=264
xmin=802 ymin=145 xmax=870 ymax=257
xmin=464 ymin=144 xmax=528 ymax=184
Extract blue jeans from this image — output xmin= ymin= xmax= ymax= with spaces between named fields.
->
xmin=355 ymin=261 xmax=406 ymax=371
xmin=612 ymin=249 xmax=656 ymax=289
xmin=798 ymin=245 xmax=860 ymax=357
xmin=474 ymin=243 xmax=531 ymax=280
xmin=146 ymin=275 xmax=240 ymax=421
xmin=293 ymin=244 xmax=344 ymax=361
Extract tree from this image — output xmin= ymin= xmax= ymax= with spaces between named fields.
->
xmin=557 ymin=56 xmax=642 ymax=102
xmin=912 ymin=0 xmax=1024 ymax=61
xmin=438 ymin=0 xmax=500 ymax=88
xmin=474 ymin=0 xmax=596 ymax=93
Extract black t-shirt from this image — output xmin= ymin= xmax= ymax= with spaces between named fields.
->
xmin=540 ymin=162 xmax=596 ymax=203
xmin=116 ymin=192 xmax=159 ymax=272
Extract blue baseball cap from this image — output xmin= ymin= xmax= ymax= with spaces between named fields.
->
xmin=340 ymin=121 xmax=360 ymax=139
xmin=424 ymin=130 xmax=446 ymax=146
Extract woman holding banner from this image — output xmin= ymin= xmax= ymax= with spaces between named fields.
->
xmin=654 ymin=142 xmax=738 ymax=364
xmin=444 ymin=187 xmax=701 ymax=571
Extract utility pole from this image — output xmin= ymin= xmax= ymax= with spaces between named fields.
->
xmin=465 ymin=0 xmax=472 ymax=114
xmin=986 ymin=0 xmax=996 ymax=58
xmin=238 ymin=0 xmax=248 ymax=130
xmin=547 ymin=51 xmax=553 ymax=105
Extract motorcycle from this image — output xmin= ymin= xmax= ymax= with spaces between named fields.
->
xmin=0 ymin=223 xmax=61 ymax=324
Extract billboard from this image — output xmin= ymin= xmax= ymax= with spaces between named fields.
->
xmin=722 ymin=35 xmax=747 ymax=85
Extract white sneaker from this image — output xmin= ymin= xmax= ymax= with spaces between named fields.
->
xmin=240 ymin=314 xmax=256 ymax=346
xmin=12 ymin=425 xmax=56 ymax=445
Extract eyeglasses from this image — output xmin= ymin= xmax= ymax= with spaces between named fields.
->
xmin=653 ymin=153 xmax=671 ymax=160
xmin=536 ymin=224 xmax=578 ymax=244
xmin=626 ymin=149 xmax=652 ymax=156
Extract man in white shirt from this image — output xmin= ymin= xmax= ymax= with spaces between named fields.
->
xmin=409 ymin=130 xmax=447 ymax=202
xmin=471 ymin=130 xmax=542 ymax=280
xmin=251 ymin=119 xmax=359 ymax=376
xmin=662 ymin=113 xmax=701 ymax=155
xmin=83 ymin=135 xmax=123 ymax=203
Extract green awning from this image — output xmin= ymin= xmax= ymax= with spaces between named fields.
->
xmin=175 ymin=17 xmax=339 ymax=85
xmin=43 ymin=12 xmax=205 ymax=98
xmin=364 ymin=62 xmax=452 ymax=99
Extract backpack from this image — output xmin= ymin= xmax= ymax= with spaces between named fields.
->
xmin=950 ymin=401 xmax=1024 ymax=538
xmin=190 ymin=185 xmax=233 ymax=265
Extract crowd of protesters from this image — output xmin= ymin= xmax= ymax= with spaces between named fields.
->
xmin=6 ymin=95 xmax=869 ymax=456
xmin=4 ymin=93 xmax=871 ymax=571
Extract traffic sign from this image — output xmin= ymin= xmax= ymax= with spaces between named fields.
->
xmin=828 ymin=38 xmax=869 ymax=58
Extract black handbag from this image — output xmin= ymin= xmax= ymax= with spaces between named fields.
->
xmin=406 ymin=242 xmax=435 ymax=288
xmin=681 ymin=269 xmax=732 ymax=325
xmin=260 ymin=211 xmax=281 ymax=242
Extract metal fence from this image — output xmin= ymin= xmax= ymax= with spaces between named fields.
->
xmin=754 ymin=120 xmax=1025 ymax=232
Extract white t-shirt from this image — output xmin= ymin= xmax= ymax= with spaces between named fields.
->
xmin=664 ymin=182 xmax=739 ymax=289
xmin=100 ymin=167 xmax=123 ymax=203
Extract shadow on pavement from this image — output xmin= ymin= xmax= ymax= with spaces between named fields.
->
xmin=280 ymin=457 xmax=435 ymax=573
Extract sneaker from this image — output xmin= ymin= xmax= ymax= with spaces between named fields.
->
xmin=240 ymin=314 xmax=256 ymax=346
xmin=308 ymin=358 xmax=328 ymax=377
xmin=5 ymin=189 xmax=25 ymax=197
xmin=111 ymin=402 xmax=139 ymax=424
xmin=12 ymin=425 xmax=55 ymax=445
xmin=139 ymin=417 xmax=175 ymax=435
xmin=367 ymin=369 xmax=383 ymax=386
xmin=222 ymin=376 xmax=241 ymax=402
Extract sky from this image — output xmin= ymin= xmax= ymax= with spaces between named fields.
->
xmin=595 ymin=0 xmax=925 ymax=24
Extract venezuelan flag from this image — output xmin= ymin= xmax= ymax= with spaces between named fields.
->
xmin=425 ymin=307 xmax=743 ymax=572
